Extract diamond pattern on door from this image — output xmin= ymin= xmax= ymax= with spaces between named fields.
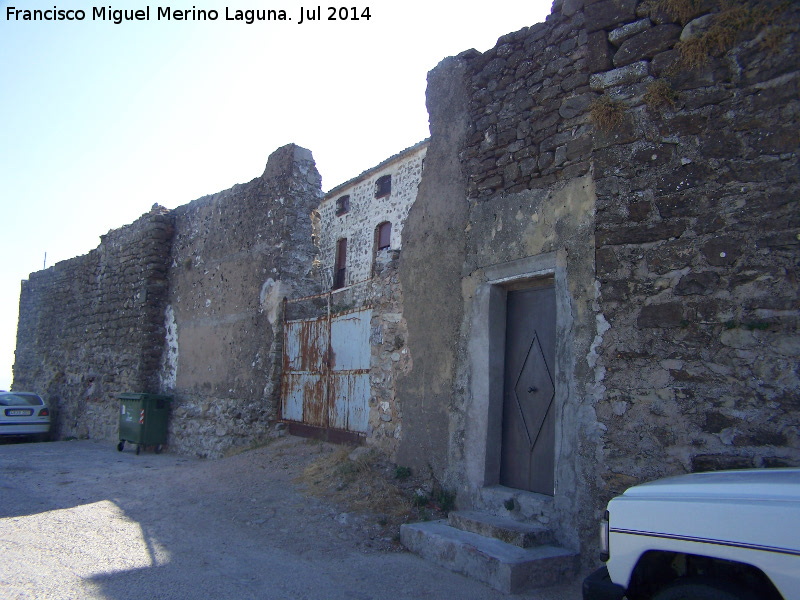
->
xmin=512 ymin=331 xmax=555 ymax=450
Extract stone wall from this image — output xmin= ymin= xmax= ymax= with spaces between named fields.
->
xmin=13 ymin=207 xmax=174 ymax=440
xmin=367 ymin=253 xmax=411 ymax=454
xmin=398 ymin=4 xmax=603 ymax=552
xmin=163 ymin=144 xmax=324 ymax=457
xmin=589 ymin=0 xmax=800 ymax=501
xmin=14 ymin=145 xmax=323 ymax=456
xmin=397 ymin=0 xmax=800 ymax=564
xmin=316 ymin=142 xmax=427 ymax=288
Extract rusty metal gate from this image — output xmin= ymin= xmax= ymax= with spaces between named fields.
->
xmin=281 ymin=299 xmax=371 ymax=436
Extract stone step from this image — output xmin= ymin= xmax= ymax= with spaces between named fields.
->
xmin=400 ymin=519 xmax=579 ymax=594
xmin=448 ymin=510 xmax=554 ymax=548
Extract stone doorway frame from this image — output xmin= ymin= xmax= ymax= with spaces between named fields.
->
xmin=464 ymin=251 xmax=569 ymax=499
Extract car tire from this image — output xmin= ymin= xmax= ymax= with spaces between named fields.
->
xmin=652 ymin=577 xmax=759 ymax=600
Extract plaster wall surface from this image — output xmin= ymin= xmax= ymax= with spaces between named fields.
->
xmin=396 ymin=57 xmax=472 ymax=479
xmin=459 ymin=175 xmax=598 ymax=553
xmin=316 ymin=143 xmax=427 ymax=288
xmin=163 ymin=144 xmax=323 ymax=457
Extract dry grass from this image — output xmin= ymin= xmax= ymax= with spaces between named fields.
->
xmin=654 ymin=0 xmax=707 ymax=24
xmin=590 ymin=96 xmax=627 ymax=133
xmin=644 ymin=79 xmax=679 ymax=110
xmin=662 ymin=0 xmax=792 ymax=68
xmin=297 ymin=446 xmax=413 ymax=517
xmin=295 ymin=443 xmax=456 ymax=543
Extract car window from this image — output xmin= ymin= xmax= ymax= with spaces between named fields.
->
xmin=0 ymin=393 xmax=44 ymax=406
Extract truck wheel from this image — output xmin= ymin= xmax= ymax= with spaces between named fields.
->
xmin=653 ymin=578 xmax=758 ymax=600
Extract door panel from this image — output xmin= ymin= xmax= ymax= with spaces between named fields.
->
xmin=500 ymin=284 xmax=556 ymax=495
xmin=281 ymin=307 xmax=371 ymax=435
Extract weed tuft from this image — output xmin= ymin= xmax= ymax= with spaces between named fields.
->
xmin=670 ymin=1 xmax=791 ymax=68
xmin=653 ymin=0 xmax=707 ymax=25
xmin=298 ymin=446 xmax=412 ymax=518
xmin=394 ymin=465 xmax=411 ymax=480
xmin=590 ymin=96 xmax=627 ymax=133
xmin=434 ymin=489 xmax=456 ymax=514
xmin=412 ymin=492 xmax=429 ymax=507
xmin=645 ymin=79 xmax=679 ymax=110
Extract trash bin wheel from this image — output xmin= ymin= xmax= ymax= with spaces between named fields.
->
xmin=117 ymin=441 xmax=125 ymax=452
xmin=155 ymin=445 xmax=163 ymax=454
xmin=136 ymin=444 xmax=141 ymax=455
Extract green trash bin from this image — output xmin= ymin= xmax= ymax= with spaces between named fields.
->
xmin=117 ymin=393 xmax=171 ymax=455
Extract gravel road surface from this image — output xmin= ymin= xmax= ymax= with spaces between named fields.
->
xmin=0 ymin=437 xmax=583 ymax=600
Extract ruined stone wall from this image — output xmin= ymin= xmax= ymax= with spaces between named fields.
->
xmin=163 ymin=144 xmax=323 ymax=457
xmin=399 ymin=0 xmax=602 ymax=553
xmin=316 ymin=143 xmax=427 ymax=288
xmin=13 ymin=207 xmax=174 ymax=441
xmin=397 ymin=0 xmax=799 ymax=564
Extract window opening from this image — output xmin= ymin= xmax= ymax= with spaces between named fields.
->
xmin=375 ymin=175 xmax=391 ymax=198
xmin=377 ymin=221 xmax=391 ymax=251
xmin=333 ymin=238 xmax=347 ymax=290
xmin=335 ymin=194 xmax=350 ymax=216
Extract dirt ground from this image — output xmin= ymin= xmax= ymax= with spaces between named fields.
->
xmin=0 ymin=435 xmax=585 ymax=599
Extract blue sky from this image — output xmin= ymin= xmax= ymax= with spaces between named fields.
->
xmin=0 ymin=0 xmax=552 ymax=390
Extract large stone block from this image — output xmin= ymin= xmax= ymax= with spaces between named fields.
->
xmin=590 ymin=60 xmax=649 ymax=91
xmin=596 ymin=221 xmax=687 ymax=246
xmin=675 ymin=271 xmax=720 ymax=296
xmin=701 ymin=237 xmax=742 ymax=267
xmin=584 ymin=0 xmax=638 ymax=33
xmin=587 ymin=30 xmax=613 ymax=73
xmin=613 ymin=24 xmax=681 ymax=67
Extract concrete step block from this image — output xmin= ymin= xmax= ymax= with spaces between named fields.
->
xmin=400 ymin=519 xmax=579 ymax=593
xmin=448 ymin=510 xmax=554 ymax=548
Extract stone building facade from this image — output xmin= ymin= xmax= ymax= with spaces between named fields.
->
xmin=12 ymin=0 xmax=800 ymax=569
xmin=315 ymin=141 xmax=427 ymax=289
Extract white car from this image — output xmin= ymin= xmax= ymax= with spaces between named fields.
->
xmin=0 ymin=391 xmax=51 ymax=441
xmin=583 ymin=468 xmax=800 ymax=600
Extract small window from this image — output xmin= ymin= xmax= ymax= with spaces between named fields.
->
xmin=335 ymin=194 xmax=350 ymax=216
xmin=333 ymin=238 xmax=347 ymax=290
xmin=375 ymin=175 xmax=391 ymax=198
xmin=376 ymin=222 xmax=391 ymax=251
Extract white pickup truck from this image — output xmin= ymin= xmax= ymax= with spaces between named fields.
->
xmin=583 ymin=468 xmax=800 ymax=600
